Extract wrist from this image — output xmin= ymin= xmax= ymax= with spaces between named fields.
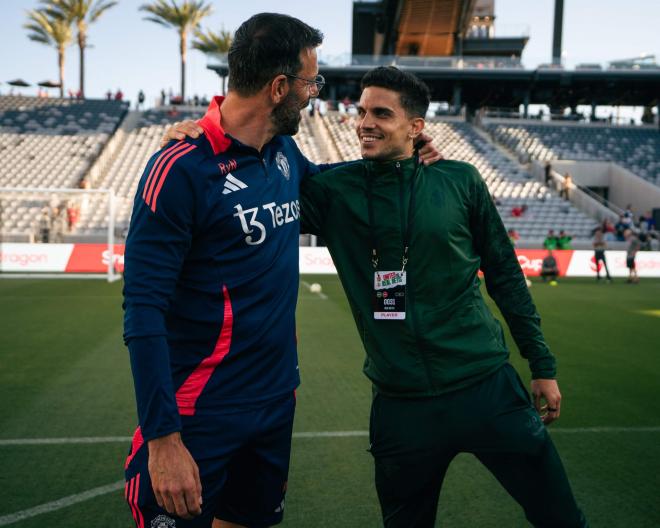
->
xmin=147 ymin=431 xmax=182 ymax=451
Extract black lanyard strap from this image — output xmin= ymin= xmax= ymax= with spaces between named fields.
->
xmin=366 ymin=159 xmax=421 ymax=270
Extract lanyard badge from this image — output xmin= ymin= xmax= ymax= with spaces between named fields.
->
xmin=366 ymin=160 xmax=421 ymax=322
xmin=373 ymin=270 xmax=406 ymax=319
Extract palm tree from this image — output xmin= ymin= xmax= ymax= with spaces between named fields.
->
xmin=140 ymin=0 xmax=213 ymax=101
xmin=191 ymin=27 xmax=232 ymax=54
xmin=45 ymin=0 xmax=118 ymax=98
xmin=24 ymin=8 xmax=73 ymax=98
xmin=192 ymin=27 xmax=232 ymax=95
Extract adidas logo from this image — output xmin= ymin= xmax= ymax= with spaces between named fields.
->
xmin=222 ymin=173 xmax=248 ymax=194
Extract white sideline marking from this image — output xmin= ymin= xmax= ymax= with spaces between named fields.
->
xmin=2 ymin=426 xmax=660 ymax=447
xmin=0 ymin=480 xmax=124 ymax=526
xmin=0 ymin=426 xmax=659 ymax=525
xmin=0 ymin=436 xmax=131 ymax=446
xmin=300 ymin=280 xmax=328 ymax=300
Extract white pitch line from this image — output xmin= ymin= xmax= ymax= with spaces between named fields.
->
xmin=0 ymin=436 xmax=131 ymax=446
xmin=2 ymin=426 xmax=660 ymax=447
xmin=300 ymin=280 xmax=328 ymax=300
xmin=1 ymin=426 xmax=659 ymax=525
xmin=0 ymin=480 xmax=124 ymax=526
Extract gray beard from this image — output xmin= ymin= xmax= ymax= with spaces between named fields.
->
xmin=271 ymin=93 xmax=306 ymax=136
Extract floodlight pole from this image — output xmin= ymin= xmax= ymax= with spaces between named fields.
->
xmin=552 ymin=0 xmax=564 ymax=66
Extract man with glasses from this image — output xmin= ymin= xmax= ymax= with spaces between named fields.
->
xmin=123 ymin=12 xmax=439 ymax=528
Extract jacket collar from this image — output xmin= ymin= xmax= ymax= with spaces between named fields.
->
xmin=197 ymin=96 xmax=232 ymax=155
xmin=365 ymin=156 xmax=418 ymax=175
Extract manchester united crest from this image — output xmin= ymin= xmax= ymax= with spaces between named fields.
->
xmin=275 ymin=151 xmax=290 ymax=180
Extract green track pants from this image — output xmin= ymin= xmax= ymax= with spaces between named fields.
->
xmin=369 ymin=364 xmax=588 ymax=527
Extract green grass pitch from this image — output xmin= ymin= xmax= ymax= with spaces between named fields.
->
xmin=0 ymin=276 xmax=659 ymax=527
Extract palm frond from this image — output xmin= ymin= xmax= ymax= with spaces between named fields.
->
xmin=192 ymin=27 xmax=232 ymax=54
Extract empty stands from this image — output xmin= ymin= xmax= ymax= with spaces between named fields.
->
xmin=0 ymin=96 xmax=128 ymax=239
xmin=321 ymin=113 xmax=598 ymax=241
xmin=486 ymin=121 xmax=660 ymax=186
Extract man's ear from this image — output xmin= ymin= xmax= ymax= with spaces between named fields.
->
xmin=409 ymin=117 xmax=425 ymax=140
xmin=270 ymin=75 xmax=289 ymax=104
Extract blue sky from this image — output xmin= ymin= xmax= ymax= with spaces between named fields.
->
xmin=1 ymin=0 xmax=658 ymax=106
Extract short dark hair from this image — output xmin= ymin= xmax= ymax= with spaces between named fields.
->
xmin=228 ymin=13 xmax=323 ymax=96
xmin=360 ymin=67 xmax=431 ymax=118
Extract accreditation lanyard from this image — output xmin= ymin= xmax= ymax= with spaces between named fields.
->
xmin=366 ymin=160 xmax=420 ymax=320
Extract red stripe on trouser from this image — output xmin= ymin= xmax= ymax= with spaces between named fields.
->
xmin=149 ymin=144 xmax=197 ymax=212
xmin=127 ymin=474 xmax=144 ymax=528
xmin=142 ymin=141 xmax=187 ymax=202
xmin=176 ymin=285 xmax=233 ymax=415
xmin=127 ymin=477 xmax=138 ymax=527
xmin=125 ymin=426 xmax=144 ymax=469
xmin=134 ymin=473 xmax=144 ymax=528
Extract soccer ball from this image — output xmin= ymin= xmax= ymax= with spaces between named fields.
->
xmin=549 ymin=280 xmax=558 ymax=287
xmin=310 ymin=283 xmax=322 ymax=293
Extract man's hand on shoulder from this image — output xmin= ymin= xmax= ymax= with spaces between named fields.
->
xmin=160 ymin=120 xmax=204 ymax=149
xmin=148 ymin=431 xmax=202 ymax=519
xmin=415 ymin=131 xmax=444 ymax=166
xmin=531 ymin=378 xmax=561 ymax=425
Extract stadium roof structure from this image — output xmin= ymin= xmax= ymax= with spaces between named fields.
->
xmin=208 ymin=57 xmax=660 ymax=111
xmin=351 ymin=0 xmax=527 ymax=58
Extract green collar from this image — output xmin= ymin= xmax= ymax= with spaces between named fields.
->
xmin=364 ymin=156 xmax=418 ymax=176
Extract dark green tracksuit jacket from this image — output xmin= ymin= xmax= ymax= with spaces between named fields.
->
xmin=300 ymin=157 xmax=555 ymax=397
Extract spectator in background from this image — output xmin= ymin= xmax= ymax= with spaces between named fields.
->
xmin=639 ymin=211 xmax=655 ymax=233
xmin=560 ymin=173 xmax=572 ymax=200
xmin=543 ymin=229 xmax=558 ymax=250
xmin=510 ymin=204 xmax=528 ymax=217
xmin=507 ymin=228 xmax=520 ymax=246
xmin=137 ymin=90 xmax=146 ymax=110
xmin=115 ymin=88 xmax=123 ymax=101
xmin=623 ymin=204 xmax=634 ymax=221
xmin=38 ymin=208 xmax=51 ymax=243
xmin=541 ymin=250 xmax=559 ymax=283
xmin=160 ymin=89 xmax=166 ymax=106
xmin=601 ymin=218 xmax=617 ymax=241
xmin=624 ymin=229 xmax=641 ymax=284
xmin=66 ymin=201 xmax=79 ymax=231
xmin=106 ymin=89 xmax=113 ymax=100
xmin=51 ymin=206 xmax=67 ymax=242
xmin=544 ymin=162 xmax=552 ymax=187
xmin=557 ymin=230 xmax=572 ymax=250
xmin=614 ymin=215 xmax=628 ymax=241
xmin=593 ymin=228 xmax=612 ymax=283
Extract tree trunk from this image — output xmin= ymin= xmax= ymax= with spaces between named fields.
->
xmin=58 ymin=47 xmax=65 ymax=98
xmin=78 ymin=30 xmax=85 ymax=97
xmin=180 ymin=31 xmax=187 ymax=101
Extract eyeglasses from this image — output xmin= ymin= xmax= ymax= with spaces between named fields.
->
xmin=283 ymin=73 xmax=325 ymax=94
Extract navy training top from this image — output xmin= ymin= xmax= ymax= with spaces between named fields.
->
xmin=123 ymin=96 xmax=323 ymax=441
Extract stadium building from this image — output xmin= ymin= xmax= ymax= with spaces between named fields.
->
xmin=1 ymin=0 xmax=659 ymax=278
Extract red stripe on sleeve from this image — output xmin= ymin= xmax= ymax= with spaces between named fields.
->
xmin=176 ymin=285 xmax=233 ymax=415
xmin=143 ymin=141 xmax=187 ymax=202
xmin=149 ymin=144 xmax=197 ymax=212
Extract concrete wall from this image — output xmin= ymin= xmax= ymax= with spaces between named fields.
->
xmin=538 ymin=160 xmax=660 ymax=219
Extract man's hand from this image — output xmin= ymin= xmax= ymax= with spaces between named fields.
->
xmin=415 ymin=132 xmax=444 ymax=166
xmin=531 ymin=378 xmax=561 ymax=425
xmin=148 ymin=432 xmax=202 ymax=519
xmin=160 ymin=120 xmax=204 ymax=149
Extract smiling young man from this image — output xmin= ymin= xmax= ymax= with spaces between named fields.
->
xmin=300 ymin=67 xmax=588 ymax=527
